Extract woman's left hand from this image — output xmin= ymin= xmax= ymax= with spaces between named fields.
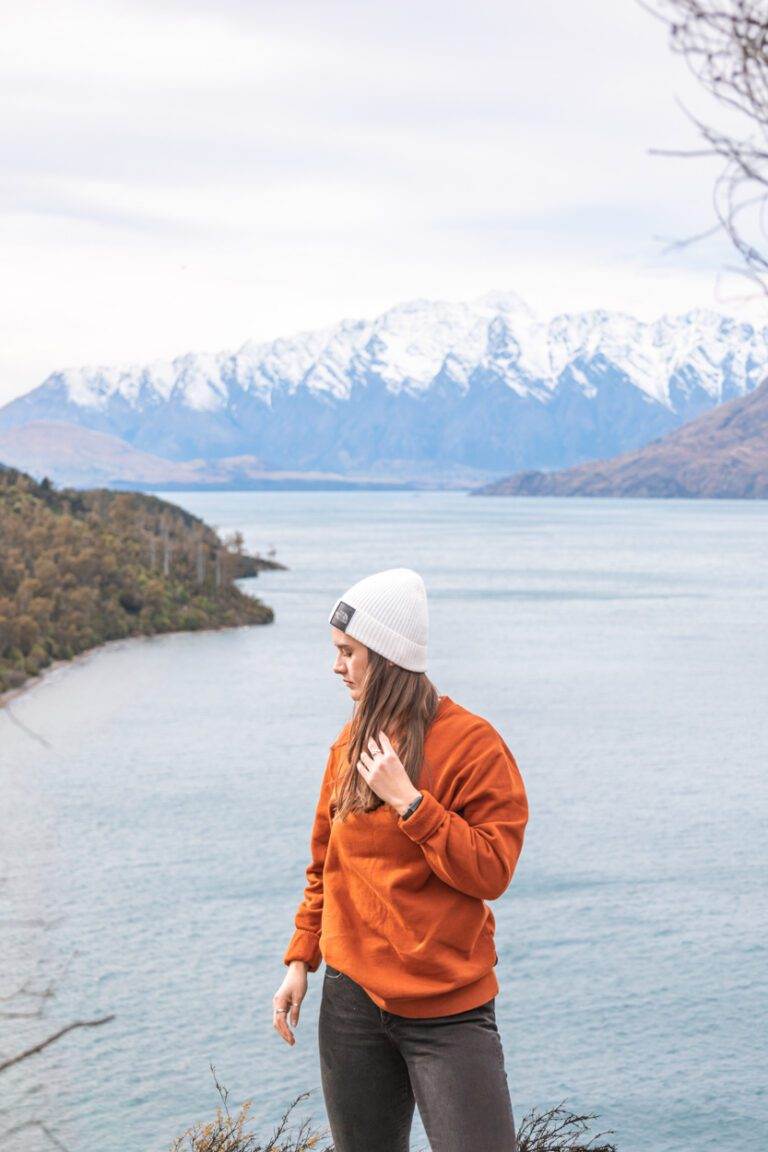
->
xmin=356 ymin=731 xmax=421 ymax=814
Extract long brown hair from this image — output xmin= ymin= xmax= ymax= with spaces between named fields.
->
xmin=331 ymin=647 xmax=440 ymax=823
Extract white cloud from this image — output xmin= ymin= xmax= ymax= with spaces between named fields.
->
xmin=0 ymin=0 xmax=761 ymax=405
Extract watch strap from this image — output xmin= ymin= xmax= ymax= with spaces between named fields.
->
xmin=401 ymin=792 xmax=423 ymax=820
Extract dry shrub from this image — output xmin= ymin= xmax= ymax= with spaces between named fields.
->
xmin=516 ymin=1099 xmax=617 ymax=1152
xmin=170 ymin=1066 xmax=333 ymax=1152
xmin=172 ymin=1070 xmax=618 ymax=1152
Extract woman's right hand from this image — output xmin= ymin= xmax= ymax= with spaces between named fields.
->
xmin=273 ymin=961 xmax=309 ymax=1045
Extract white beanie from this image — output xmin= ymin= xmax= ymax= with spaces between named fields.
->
xmin=328 ymin=567 xmax=428 ymax=672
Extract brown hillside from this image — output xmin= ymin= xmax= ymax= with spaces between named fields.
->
xmin=473 ymin=378 xmax=768 ymax=498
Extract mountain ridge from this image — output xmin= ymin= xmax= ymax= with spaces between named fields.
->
xmin=2 ymin=291 xmax=765 ymax=485
xmin=471 ymin=376 xmax=768 ymax=498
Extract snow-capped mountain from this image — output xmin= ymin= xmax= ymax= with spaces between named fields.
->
xmin=1 ymin=290 xmax=766 ymax=483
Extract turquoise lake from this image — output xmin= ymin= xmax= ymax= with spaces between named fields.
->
xmin=1 ymin=491 xmax=766 ymax=1151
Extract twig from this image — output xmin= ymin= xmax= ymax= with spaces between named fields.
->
xmin=0 ymin=1014 xmax=115 ymax=1074
xmin=1 ymin=703 xmax=53 ymax=748
xmin=2 ymin=1119 xmax=72 ymax=1151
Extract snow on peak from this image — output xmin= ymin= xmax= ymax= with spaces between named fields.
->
xmin=46 ymin=292 xmax=767 ymax=416
xmin=471 ymin=288 xmax=538 ymax=320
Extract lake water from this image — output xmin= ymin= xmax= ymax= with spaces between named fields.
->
xmin=1 ymin=491 xmax=766 ymax=1152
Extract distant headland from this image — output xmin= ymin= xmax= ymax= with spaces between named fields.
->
xmin=0 ymin=464 xmax=283 ymax=706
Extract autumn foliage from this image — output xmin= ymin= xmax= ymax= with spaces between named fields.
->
xmin=0 ymin=465 xmax=273 ymax=698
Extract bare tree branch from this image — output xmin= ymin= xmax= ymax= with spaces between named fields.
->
xmin=640 ymin=0 xmax=768 ymax=302
xmin=1 ymin=1119 xmax=72 ymax=1151
xmin=0 ymin=949 xmax=78 ymax=1020
xmin=1 ymin=701 xmax=54 ymax=747
xmin=0 ymin=1015 xmax=115 ymax=1074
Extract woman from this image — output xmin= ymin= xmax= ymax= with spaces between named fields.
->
xmin=273 ymin=567 xmax=529 ymax=1152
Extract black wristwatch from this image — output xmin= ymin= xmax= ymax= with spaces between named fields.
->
xmin=401 ymin=792 xmax=423 ymax=820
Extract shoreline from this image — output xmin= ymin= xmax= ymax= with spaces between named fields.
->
xmin=0 ymin=635 xmax=154 ymax=711
xmin=0 ymin=622 xmax=265 ymax=712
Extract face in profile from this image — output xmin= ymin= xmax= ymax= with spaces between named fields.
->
xmin=331 ymin=626 xmax=370 ymax=701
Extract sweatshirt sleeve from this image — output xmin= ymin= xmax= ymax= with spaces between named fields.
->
xmin=396 ymin=726 xmax=528 ymax=901
xmin=282 ymin=745 xmax=335 ymax=972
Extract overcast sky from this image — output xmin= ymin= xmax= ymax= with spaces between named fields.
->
xmin=0 ymin=0 xmax=758 ymax=405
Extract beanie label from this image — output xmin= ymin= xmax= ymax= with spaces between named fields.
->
xmin=330 ymin=600 xmax=356 ymax=631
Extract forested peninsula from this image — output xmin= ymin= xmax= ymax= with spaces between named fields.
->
xmin=0 ymin=464 xmax=280 ymax=701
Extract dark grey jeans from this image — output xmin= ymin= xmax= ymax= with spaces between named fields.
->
xmin=318 ymin=963 xmax=518 ymax=1152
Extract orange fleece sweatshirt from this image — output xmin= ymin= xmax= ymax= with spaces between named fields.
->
xmin=283 ymin=694 xmax=528 ymax=1017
